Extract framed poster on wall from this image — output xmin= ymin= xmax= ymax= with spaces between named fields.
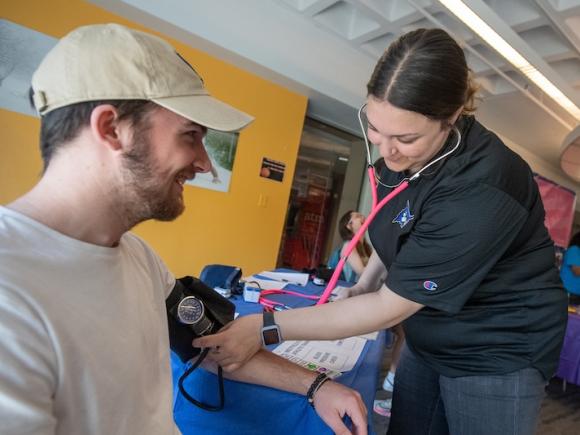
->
xmin=0 ymin=20 xmax=57 ymax=117
xmin=185 ymin=130 xmax=239 ymax=193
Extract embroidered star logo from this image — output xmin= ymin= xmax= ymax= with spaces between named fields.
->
xmin=392 ymin=200 xmax=414 ymax=228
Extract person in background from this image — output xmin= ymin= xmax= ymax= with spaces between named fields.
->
xmin=331 ymin=212 xmax=402 ymax=415
xmin=334 ymin=251 xmax=405 ymax=417
xmin=328 ymin=210 xmax=373 ymax=282
xmin=560 ymin=231 xmax=580 ymax=305
xmin=0 ymin=23 xmax=367 ymax=435
xmin=196 ymin=27 xmax=568 ymax=435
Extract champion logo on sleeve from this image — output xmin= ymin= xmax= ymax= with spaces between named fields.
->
xmin=423 ymin=281 xmax=438 ymax=291
xmin=392 ymin=200 xmax=414 ymax=228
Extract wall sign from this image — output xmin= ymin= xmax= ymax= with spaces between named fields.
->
xmin=260 ymin=157 xmax=285 ymax=182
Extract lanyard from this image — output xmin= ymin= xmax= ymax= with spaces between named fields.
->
xmin=259 ymin=288 xmax=319 ymax=311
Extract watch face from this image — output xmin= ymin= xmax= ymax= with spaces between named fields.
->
xmin=262 ymin=326 xmax=281 ymax=346
xmin=177 ymin=296 xmax=205 ymax=325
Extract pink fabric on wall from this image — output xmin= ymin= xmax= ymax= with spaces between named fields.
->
xmin=534 ymin=175 xmax=576 ymax=248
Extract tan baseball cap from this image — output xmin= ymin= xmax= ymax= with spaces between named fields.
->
xmin=31 ymin=23 xmax=253 ymax=132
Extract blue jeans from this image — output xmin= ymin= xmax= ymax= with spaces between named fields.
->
xmin=387 ymin=345 xmax=547 ymax=435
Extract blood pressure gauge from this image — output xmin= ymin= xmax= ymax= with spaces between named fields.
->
xmin=176 ymin=296 xmax=214 ymax=336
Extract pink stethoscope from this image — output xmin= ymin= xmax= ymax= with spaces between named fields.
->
xmin=316 ymin=104 xmax=462 ymax=304
xmin=258 ymin=104 xmax=461 ymax=310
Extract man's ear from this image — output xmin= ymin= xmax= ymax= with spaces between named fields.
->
xmin=89 ymin=105 xmax=126 ymax=151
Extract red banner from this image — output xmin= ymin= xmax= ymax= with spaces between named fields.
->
xmin=281 ymin=185 xmax=330 ymax=270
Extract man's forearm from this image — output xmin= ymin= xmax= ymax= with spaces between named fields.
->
xmin=202 ymin=350 xmax=316 ymax=395
xmin=201 ymin=349 xmax=369 ymax=435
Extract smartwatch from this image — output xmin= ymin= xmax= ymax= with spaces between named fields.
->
xmin=261 ymin=311 xmax=282 ymax=346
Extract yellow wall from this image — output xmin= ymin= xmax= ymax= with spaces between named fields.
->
xmin=0 ymin=0 xmax=307 ymax=277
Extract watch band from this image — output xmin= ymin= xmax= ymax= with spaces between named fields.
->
xmin=263 ymin=311 xmax=276 ymax=327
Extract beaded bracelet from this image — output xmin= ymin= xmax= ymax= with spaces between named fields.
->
xmin=306 ymin=373 xmax=331 ymax=408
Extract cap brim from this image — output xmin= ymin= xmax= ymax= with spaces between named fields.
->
xmin=153 ymin=94 xmax=253 ymax=132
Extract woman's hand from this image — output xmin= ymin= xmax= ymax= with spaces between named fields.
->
xmin=192 ymin=314 xmax=262 ymax=372
xmin=331 ymin=286 xmax=354 ymax=301
xmin=332 ymin=284 xmax=371 ymax=301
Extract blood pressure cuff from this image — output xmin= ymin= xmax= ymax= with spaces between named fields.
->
xmin=166 ymin=276 xmax=235 ymax=363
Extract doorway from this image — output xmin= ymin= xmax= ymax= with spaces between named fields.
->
xmin=277 ymin=118 xmax=365 ymax=270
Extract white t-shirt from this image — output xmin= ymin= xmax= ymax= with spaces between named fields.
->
xmin=0 ymin=206 xmax=180 ymax=435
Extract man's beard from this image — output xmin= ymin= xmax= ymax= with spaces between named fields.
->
xmin=119 ymin=130 xmax=185 ymax=227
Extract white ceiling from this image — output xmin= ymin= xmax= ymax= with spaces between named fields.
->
xmin=93 ymin=0 xmax=580 ymax=189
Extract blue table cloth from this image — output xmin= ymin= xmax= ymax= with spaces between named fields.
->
xmin=171 ymin=276 xmax=386 ymax=435
xmin=557 ymin=313 xmax=580 ymax=386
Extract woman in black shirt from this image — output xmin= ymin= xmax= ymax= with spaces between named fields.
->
xmin=197 ymin=28 xmax=568 ymax=435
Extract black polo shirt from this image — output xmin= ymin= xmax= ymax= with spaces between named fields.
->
xmin=369 ymin=116 xmax=567 ymax=379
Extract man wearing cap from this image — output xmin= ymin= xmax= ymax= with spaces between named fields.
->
xmin=0 ymin=24 xmax=367 ymax=435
